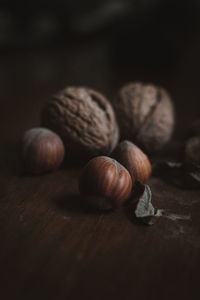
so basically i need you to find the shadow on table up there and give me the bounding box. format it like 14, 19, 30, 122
0, 141, 23, 176
55, 194, 113, 216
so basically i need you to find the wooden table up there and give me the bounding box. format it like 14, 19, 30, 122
1, 34, 200, 300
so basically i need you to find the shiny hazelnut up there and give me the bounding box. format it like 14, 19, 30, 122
21, 128, 65, 174
112, 140, 151, 183
79, 156, 132, 210
113, 82, 175, 153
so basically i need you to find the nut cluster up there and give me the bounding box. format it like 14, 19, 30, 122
79, 143, 152, 210
20, 82, 175, 210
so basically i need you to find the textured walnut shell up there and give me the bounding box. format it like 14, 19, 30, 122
41, 87, 119, 162
113, 82, 175, 153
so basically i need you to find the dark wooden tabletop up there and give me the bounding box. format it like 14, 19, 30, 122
1, 32, 200, 300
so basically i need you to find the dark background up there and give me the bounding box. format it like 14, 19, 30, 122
1, 1, 200, 299
1, 0, 200, 138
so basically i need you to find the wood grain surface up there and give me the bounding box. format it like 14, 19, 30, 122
1, 34, 200, 300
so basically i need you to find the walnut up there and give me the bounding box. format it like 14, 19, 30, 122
41, 86, 119, 162
113, 82, 175, 153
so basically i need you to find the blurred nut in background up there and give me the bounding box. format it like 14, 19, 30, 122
112, 140, 151, 183
41, 86, 119, 163
21, 128, 65, 174
113, 82, 175, 153
79, 156, 132, 210
184, 136, 200, 169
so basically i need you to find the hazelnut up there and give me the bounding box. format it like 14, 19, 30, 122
113, 82, 175, 153
21, 128, 65, 174
184, 136, 200, 169
112, 140, 151, 183
41, 86, 119, 163
79, 156, 132, 210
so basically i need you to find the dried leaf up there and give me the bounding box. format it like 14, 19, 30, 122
131, 182, 156, 225
189, 172, 200, 182
183, 169, 200, 189
153, 161, 200, 189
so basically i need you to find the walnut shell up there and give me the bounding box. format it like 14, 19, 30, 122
113, 82, 175, 153
41, 86, 119, 162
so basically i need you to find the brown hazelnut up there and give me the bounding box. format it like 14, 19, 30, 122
112, 140, 151, 183
21, 128, 65, 174
41, 86, 119, 163
184, 136, 200, 168
113, 82, 175, 153
79, 156, 132, 210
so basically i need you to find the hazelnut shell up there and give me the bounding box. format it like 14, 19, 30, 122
79, 156, 132, 210
21, 128, 65, 174
112, 140, 151, 183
